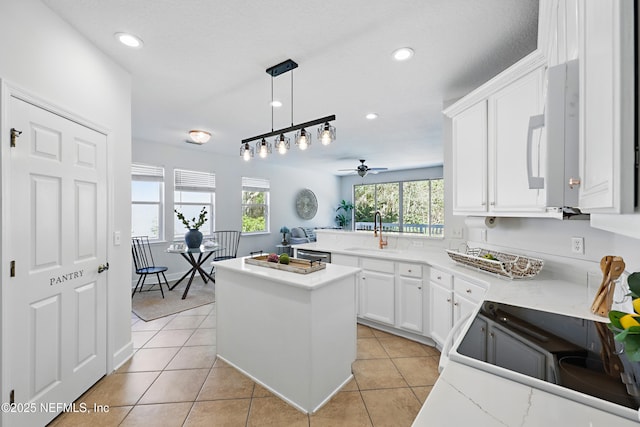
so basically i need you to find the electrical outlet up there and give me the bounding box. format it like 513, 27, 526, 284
451, 227, 463, 239
571, 237, 584, 254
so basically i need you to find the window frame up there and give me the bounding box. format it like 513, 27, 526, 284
131, 163, 165, 241
353, 178, 444, 237
241, 177, 270, 235
173, 168, 216, 239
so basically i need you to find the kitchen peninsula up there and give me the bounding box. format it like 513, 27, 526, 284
213, 257, 360, 414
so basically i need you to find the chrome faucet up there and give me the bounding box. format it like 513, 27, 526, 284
373, 211, 388, 249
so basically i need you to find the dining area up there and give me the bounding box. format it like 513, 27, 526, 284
130, 230, 241, 321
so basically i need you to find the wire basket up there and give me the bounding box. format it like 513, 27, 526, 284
446, 246, 544, 279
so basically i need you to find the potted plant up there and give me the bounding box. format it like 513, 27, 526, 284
335, 200, 354, 230
175, 206, 208, 249
280, 226, 290, 245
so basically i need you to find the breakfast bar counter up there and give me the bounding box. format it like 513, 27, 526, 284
213, 257, 360, 414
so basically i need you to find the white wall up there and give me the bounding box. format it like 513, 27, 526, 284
133, 138, 340, 279
0, 0, 133, 385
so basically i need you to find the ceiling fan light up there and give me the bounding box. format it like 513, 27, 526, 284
295, 128, 311, 150
358, 169, 368, 178
240, 142, 254, 161
274, 134, 290, 154
317, 122, 336, 146
188, 129, 211, 144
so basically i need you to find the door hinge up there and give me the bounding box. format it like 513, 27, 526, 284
9, 389, 14, 404
10, 260, 15, 277
10, 128, 22, 148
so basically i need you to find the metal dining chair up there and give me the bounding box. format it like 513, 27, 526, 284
209, 230, 241, 280
131, 236, 169, 298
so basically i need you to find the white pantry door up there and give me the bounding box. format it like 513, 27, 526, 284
5, 96, 108, 426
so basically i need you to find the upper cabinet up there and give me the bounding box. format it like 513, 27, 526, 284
577, 0, 635, 214
451, 101, 487, 213
445, 54, 556, 218
445, 0, 639, 233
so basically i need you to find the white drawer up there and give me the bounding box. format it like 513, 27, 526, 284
430, 268, 452, 289
454, 277, 486, 303
360, 257, 394, 274
399, 263, 422, 278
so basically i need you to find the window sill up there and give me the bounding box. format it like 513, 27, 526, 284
241, 231, 270, 236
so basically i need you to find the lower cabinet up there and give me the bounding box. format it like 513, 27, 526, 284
360, 268, 395, 325
397, 263, 424, 333
429, 268, 487, 349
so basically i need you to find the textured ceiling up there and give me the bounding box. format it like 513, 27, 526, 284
43, 0, 539, 175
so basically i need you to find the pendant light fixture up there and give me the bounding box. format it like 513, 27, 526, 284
240, 142, 254, 161
240, 59, 336, 161
275, 133, 290, 154
317, 122, 336, 145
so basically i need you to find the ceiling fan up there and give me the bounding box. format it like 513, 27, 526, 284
339, 159, 388, 177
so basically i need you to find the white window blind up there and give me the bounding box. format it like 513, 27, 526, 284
174, 169, 216, 191
132, 163, 164, 181
242, 177, 270, 191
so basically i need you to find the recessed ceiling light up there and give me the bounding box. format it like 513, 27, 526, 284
366, 113, 379, 120
114, 32, 144, 49
392, 47, 414, 61
270, 100, 283, 108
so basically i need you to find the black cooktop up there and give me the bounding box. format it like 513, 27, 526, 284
454, 301, 640, 415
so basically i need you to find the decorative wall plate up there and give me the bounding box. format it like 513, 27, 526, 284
295, 189, 318, 220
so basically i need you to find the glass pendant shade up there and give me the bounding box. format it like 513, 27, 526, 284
317, 122, 336, 146
275, 134, 290, 154
257, 138, 272, 158
295, 128, 311, 150
240, 142, 254, 161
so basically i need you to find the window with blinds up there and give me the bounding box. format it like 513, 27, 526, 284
174, 169, 215, 238
242, 177, 270, 234
131, 163, 165, 240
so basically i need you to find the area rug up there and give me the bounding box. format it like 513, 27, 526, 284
132, 277, 215, 321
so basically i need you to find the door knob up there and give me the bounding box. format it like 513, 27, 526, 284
98, 263, 109, 273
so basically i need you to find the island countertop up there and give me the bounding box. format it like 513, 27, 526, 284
213, 256, 361, 290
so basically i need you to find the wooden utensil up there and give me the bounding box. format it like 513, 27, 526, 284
592, 256, 626, 316
591, 256, 613, 314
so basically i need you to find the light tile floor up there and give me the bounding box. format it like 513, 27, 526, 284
49, 304, 440, 426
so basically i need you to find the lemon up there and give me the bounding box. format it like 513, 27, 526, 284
633, 298, 640, 315
620, 313, 640, 329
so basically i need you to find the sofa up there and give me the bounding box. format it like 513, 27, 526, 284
288, 227, 317, 244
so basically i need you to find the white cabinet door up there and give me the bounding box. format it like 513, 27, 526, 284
332, 253, 361, 315
488, 67, 547, 213
429, 281, 453, 347
360, 270, 395, 325
452, 101, 488, 214
578, 0, 635, 213
397, 276, 423, 333
454, 293, 478, 326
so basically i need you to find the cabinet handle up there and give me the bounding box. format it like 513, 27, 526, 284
481, 327, 486, 333
490, 332, 495, 338
408, 269, 412, 273
466, 289, 472, 294
446, 298, 451, 303
418, 286, 422, 290
490, 201, 495, 206
454, 302, 459, 306
437, 276, 442, 280
568, 178, 581, 189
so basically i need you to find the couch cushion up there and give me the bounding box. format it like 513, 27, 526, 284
291, 227, 306, 238
302, 227, 316, 242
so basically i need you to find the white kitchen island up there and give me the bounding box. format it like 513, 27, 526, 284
214, 257, 360, 414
